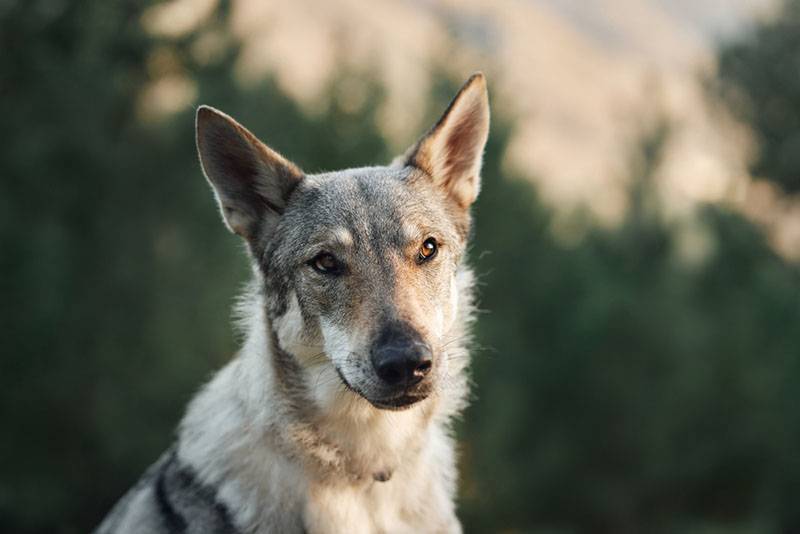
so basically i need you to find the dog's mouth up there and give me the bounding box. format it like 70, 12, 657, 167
334, 367, 430, 411
368, 393, 428, 411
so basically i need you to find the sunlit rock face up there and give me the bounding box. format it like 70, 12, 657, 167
142, 0, 800, 258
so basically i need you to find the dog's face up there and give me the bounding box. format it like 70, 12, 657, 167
265, 166, 470, 409
196, 74, 489, 410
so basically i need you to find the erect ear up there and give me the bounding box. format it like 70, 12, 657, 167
403, 73, 489, 208
196, 105, 304, 242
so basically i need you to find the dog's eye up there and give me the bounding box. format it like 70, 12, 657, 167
310, 253, 342, 275
418, 238, 438, 263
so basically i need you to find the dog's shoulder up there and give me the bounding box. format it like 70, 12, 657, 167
94, 448, 242, 534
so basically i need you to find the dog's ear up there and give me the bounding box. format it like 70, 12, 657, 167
196, 106, 304, 242
402, 73, 489, 208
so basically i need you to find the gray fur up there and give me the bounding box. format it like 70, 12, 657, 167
95, 73, 489, 534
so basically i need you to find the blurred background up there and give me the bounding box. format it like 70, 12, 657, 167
2, 0, 800, 532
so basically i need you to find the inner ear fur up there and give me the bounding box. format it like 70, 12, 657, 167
404, 73, 490, 209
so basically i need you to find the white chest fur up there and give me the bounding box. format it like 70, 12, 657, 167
178, 344, 461, 534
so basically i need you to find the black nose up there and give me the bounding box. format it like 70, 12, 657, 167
371, 323, 432, 388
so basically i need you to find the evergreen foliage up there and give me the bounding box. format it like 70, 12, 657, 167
1, 2, 799, 533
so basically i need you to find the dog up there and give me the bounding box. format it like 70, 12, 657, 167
95, 72, 489, 534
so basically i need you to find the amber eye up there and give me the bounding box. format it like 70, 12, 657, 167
310, 253, 342, 275
418, 238, 438, 263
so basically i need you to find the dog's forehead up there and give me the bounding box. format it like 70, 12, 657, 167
282, 166, 441, 243
303, 166, 415, 210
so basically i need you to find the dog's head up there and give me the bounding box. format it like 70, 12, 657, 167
196, 74, 489, 410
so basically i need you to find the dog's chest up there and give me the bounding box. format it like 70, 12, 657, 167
296, 412, 458, 533
303, 476, 427, 534
235, 434, 453, 534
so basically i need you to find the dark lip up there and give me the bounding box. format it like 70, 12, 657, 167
334, 367, 429, 411
369, 394, 428, 411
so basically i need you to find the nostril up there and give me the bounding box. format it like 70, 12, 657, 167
374, 353, 432, 387
414, 359, 432, 377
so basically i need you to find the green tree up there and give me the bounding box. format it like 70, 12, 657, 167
3, 2, 800, 533
716, 0, 800, 193
461, 117, 800, 533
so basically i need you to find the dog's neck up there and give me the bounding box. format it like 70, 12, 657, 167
179, 267, 473, 496
181, 284, 434, 483
264, 294, 438, 484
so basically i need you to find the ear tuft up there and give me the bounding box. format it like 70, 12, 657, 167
196, 106, 304, 241
405, 73, 490, 208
